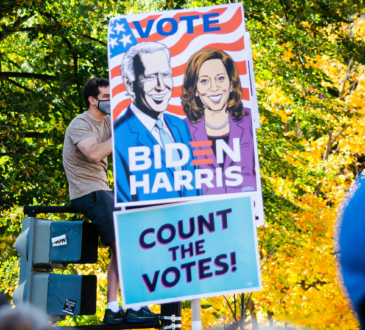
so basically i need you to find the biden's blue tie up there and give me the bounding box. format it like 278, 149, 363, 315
155, 119, 182, 172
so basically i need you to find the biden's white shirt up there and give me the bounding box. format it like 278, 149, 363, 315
130, 103, 175, 149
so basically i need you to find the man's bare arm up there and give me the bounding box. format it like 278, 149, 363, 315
77, 136, 112, 163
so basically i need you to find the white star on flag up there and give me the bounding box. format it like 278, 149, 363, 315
109, 25, 115, 35
119, 34, 132, 47
109, 37, 118, 49
114, 23, 126, 35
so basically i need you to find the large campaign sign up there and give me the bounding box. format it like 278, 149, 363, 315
114, 196, 261, 307
107, 3, 264, 225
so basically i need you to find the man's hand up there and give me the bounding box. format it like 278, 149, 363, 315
77, 137, 112, 163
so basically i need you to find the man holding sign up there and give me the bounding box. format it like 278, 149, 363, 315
63, 78, 159, 324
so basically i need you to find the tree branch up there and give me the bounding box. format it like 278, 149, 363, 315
61, 78, 78, 85
241, 293, 245, 329
6, 59, 22, 70
327, 87, 340, 98
240, 249, 275, 327
332, 125, 349, 146
295, 122, 300, 137
0, 12, 35, 42
41, 12, 72, 50
0, 131, 62, 139
299, 279, 327, 291
286, 0, 302, 23
6, 78, 36, 94
279, 0, 290, 24
339, 58, 354, 99
0, 72, 57, 81
82, 34, 106, 46
223, 295, 240, 326
74, 56, 78, 80
342, 68, 364, 95
267, 311, 274, 327
5, 27, 35, 34
248, 299, 259, 330
323, 131, 333, 161
7, 27, 106, 48
323, 125, 348, 162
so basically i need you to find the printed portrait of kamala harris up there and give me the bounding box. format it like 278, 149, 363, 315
181, 48, 257, 196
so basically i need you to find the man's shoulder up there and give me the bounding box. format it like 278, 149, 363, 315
67, 112, 90, 129
73, 111, 89, 121
104, 114, 111, 126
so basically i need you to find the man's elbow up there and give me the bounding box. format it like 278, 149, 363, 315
90, 155, 102, 163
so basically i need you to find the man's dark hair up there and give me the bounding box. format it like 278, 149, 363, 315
82, 78, 109, 108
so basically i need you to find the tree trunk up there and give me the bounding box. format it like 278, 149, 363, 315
267, 311, 274, 327
248, 299, 259, 330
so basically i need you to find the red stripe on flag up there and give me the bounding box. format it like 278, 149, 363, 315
111, 65, 121, 79
175, 7, 226, 19
235, 60, 247, 76
112, 84, 126, 97
172, 63, 186, 77
242, 88, 250, 101
167, 104, 185, 116
202, 37, 244, 52
169, 7, 242, 57
136, 7, 228, 43
113, 99, 131, 122
172, 86, 182, 98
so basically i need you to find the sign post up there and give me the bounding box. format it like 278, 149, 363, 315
191, 299, 202, 330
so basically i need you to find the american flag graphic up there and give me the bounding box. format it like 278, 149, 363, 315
107, 3, 256, 123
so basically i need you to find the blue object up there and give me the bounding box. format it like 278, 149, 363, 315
339, 177, 365, 326
114, 196, 261, 308
155, 119, 182, 172
109, 18, 138, 58
133, 20, 154, 39
113, 107, 200, 203
47, 274, 82, 315
156, 18, 178, 36
179, 16, 200, 34
202, 13, 221, 33
49, 221, 83, 262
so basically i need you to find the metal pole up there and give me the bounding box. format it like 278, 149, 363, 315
191, 299, 202, 330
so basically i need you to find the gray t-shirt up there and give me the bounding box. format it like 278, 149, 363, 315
63, 111, 112, 200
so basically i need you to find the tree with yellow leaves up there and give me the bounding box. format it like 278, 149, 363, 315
1, 0, 365, 329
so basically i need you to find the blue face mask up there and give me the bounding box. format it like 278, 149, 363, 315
97, 99, 110, 115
